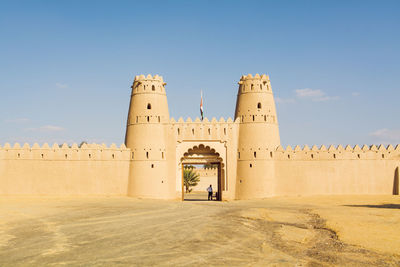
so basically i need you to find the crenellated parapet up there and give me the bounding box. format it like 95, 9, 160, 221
238, 73, 272, 93
131, 74, 166, 94
0, 143, 131, 161
169, 117, 239, 142
272, 144, 400, 160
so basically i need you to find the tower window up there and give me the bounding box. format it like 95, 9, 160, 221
238, 152, 240, 159
224, 128, 226, 135
264, 115, 266, 121
151, 164, 154, 168
242, 115, 244, 122
251, 84, 254, 90
17, 153, 20, 158
257, 103, 262, 109
208, 128, 211, 135
112, 154, 115, 159
250, 163, 252, 168
146, 152, 149, 159
288, 154, 290, 159
260, 84, 262, 90
41, 154, 44, 159
311, 154, 314, 159
333, 154, 336, 159
254, 152, 256, 158
136, 116, 138, 123
147, 116, 150, 122
147, 103, 151, 109
357, 154, 360, 159
192, 129, 194, 135
382, 154, 385, 159
270, 152, 273, 158
177, 128, 180, 135
65, 154, 68, 159
89, 154, 91, 159
158, 116, 160, 123
152, 85, 155, 91
252, 115, 255, 121
132, 152, 134, 159
162, 152, 164, 159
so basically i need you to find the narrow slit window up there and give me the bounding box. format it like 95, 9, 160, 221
357, 154, 360, 159
177, 128, 180, 135
208, 128, 211, 135
17, 153, 20, 158
224, 128, 226, 135
311, 154, 314, 159
151, 164, 154, 168
192, 129, 194, 135
162, 152, 164, 159
333, 154, 336, 159
112, 154, 115, 159
251, 84, 254, 90
288, 154, 290, 159
152, 85, 155, 91
89, 154, 91, 159
65, 154, 68, 159
270, 152, 273, 158
382, 154, 385, 158
238, 152, 240, 159
136, 116, 138, 123
158, 116, 160, 123
41, 154, 44, 159
257, 103, 262, 109
252, 115, 255, 121
132, 152, 134, 159
146, 152, 149, 159
264, 115, 266, 121
147, 116, 150, 122
250, 163, 252, 168
147, 103, 151, 109
254, 151, 256, 158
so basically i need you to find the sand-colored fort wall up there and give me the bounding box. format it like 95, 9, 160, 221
273, 144, 400, 196
0, 143, 131, 195
190, 167, 218, 192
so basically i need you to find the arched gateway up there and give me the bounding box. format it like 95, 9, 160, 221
180, 144, 225, 201
125, 73, 280, 200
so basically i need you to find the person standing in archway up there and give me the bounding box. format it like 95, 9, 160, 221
207, 184, 213, 201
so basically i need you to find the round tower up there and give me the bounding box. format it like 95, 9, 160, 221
125, 74, 172, 199
234, 73, 280, 199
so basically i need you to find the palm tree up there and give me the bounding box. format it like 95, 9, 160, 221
183, 169, 200, 193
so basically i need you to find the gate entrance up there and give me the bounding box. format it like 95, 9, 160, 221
180, 144, 223, 201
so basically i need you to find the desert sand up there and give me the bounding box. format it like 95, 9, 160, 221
0, 194, 399, 266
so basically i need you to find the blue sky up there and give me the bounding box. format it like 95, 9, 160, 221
0, 0, 399, 147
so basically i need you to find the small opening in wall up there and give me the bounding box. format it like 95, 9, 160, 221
242, 115, 244, 122
238, 152, 240, 159
17, 153, 20, 158
224, 128, 226, 135
136, 116, 138, 123
132, 152, 134, 159
357, 154, 360, 159
382, 154, 385, 159
264, 115, 266, 121
65, 154, 68, 159
177, 128, 180, 135
152, 85, 155, 91
162, 152, 164, 159
192, 129, 194, 135
260, 84, 262, 90
311, 154, 314, 159
143, 85, 146, 91
41, 154, 44, 159
249, 163, 252, 168
288, 154, 290, 159
208, 128, 211, 135
147, 116, 150, 122
252, 115, 255, 121
333, 154, 336, 159
147, 103, 151, 109
270, 152, 273, 158
158, 116, 160, 123
146, 152, 149, 159
254, 151, 257, 158
151, 164, 154, 168
251, 84, 254, 90
240, 180, 242, 183
257, 102, 262, 109
89, 154, 91, 159
161, 180, 164, 183
112, 154, 115, 159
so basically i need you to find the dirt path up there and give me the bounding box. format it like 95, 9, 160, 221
0, 196, 399, 266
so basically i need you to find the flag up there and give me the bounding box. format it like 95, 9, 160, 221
200, 90, 204, 121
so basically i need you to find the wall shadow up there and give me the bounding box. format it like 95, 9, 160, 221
344, 204, 400, 209
394, 167, 399, 195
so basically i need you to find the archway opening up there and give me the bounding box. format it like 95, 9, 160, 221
181, 144, 223, 201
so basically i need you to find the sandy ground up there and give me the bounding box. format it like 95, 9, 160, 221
0, 195, 399, 266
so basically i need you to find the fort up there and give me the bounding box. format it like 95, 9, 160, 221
1, 74, 399, 200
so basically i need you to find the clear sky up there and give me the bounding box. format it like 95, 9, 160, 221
0, 0, 399, 147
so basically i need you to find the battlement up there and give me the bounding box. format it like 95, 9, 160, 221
170, 117, 238, 124
134, 74, 164, 83
0, 142, 131, 161
272, 144, 400, 160
239, 73, 269, 82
